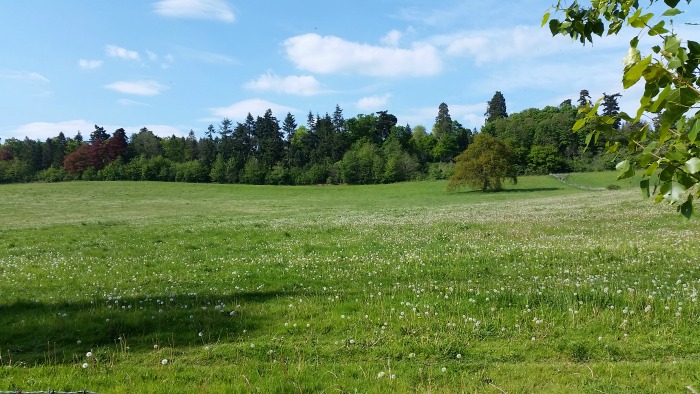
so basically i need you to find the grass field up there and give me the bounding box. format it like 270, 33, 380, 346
0, 173, 698, 393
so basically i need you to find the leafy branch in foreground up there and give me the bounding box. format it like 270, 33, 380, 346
544, 0, 699, 218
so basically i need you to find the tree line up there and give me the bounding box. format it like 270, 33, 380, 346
0, 92, 631, 186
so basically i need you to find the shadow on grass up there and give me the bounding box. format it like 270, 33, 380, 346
0, 290, 300, 364
453, 187, 563, 194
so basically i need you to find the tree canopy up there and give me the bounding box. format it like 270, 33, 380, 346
545, 0, 699, 217
447, 133, 518, 192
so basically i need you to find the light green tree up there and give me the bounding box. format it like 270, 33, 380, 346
545, 0, 699, 217
447, 134, 518, 192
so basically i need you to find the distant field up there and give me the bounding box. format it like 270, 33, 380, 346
0, 177, 698, 393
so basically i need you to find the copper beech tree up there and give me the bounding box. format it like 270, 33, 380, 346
545, 0, 699, 217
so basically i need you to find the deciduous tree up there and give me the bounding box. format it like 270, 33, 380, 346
546, 0, 699, 217
447, 134, 518, 192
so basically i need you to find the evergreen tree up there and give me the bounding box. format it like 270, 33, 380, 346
90, 125, 110, 143
432, 102, 453, 139
577, 90, 591, 107
375, 111, 397, 143
332, 104, 345, 133
256, 109, 284, 168
282, 112, 297, 142
602, 92, 622, 129
485, 91, 508, 123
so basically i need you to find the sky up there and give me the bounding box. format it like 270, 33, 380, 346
1, 0, 698, 142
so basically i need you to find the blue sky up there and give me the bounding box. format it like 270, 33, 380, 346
1, 0, 698, 141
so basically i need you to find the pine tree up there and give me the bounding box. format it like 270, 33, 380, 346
332, 104, 345, 133
602, 92, 622, 129
578, 90, 591, 107
282, 112, 297, 142
433, 102, 453, 139
485, 91, 508, 123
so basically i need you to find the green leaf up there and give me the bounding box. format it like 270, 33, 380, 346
664, 35, 682, 55
661, 181, 685, 203
648, 21, 669, 36
630, 37, 639, 48
649, 84, 671, 113
549, 19, 561, 35
684, 157, 700, 174
644, 161, 659, 177
640, 179, 650, 199
573, 118, 587, 131
616, 159, 629, 172
630, 12, 653, 28
623, 55, 651, 88
662, 8, 683, 16
664, 0, 680, 7
659, 165, 675, 182
542, 12, 551, 27
688, 118, 700, 143
679, 195, 694, 219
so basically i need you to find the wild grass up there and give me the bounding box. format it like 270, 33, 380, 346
0, 177, 698, 393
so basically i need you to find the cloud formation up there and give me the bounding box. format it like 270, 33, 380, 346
1, 70, 49, 83
3, 120, 93, 141
209, 99, 299, 120
153, 0, 235, 22
104, 80, 167, 95
284, 34, 442, 77
356, 94, 391, 111
79, 59, 103, 70
106, 45, 140, 61
3, 120, 187, 141
244, 72, 324, 96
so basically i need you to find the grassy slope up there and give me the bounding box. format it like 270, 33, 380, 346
0, 178, 698, 393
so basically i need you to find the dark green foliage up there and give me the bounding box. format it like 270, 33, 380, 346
602, 93, 622, 129
485, 91, 508, 123
0, 98, 620, 186
527, 145, 569, 174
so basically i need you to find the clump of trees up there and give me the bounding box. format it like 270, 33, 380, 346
1, 91, 636, 188
0, 105, 461, 185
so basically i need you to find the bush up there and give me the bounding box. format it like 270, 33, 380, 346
428, 162, 455, 180
176, 160, 209, 183
35, 167, 67, 182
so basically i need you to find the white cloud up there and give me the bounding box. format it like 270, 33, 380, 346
244, 72, 325, 96
435, 25, 630, 66
381, 30, 402, 47
437, 26, 565, 65
208, 99, 299, 121
117, 98, 150, 106
78, 59, 103, 70
1, 70, 49, 83
3, 120, 94, 141
153, 0, 235, 22
146, 50, 158, 62
106, 45, 140, 61
2, 120, 187, 142
284, 33, 442, 77
104, 80, 168, 95
396, 103, 485, 130
175, 45, 236, 65
356, 94, 391, 111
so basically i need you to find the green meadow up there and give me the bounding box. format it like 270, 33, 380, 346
0, 174, 698, 393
